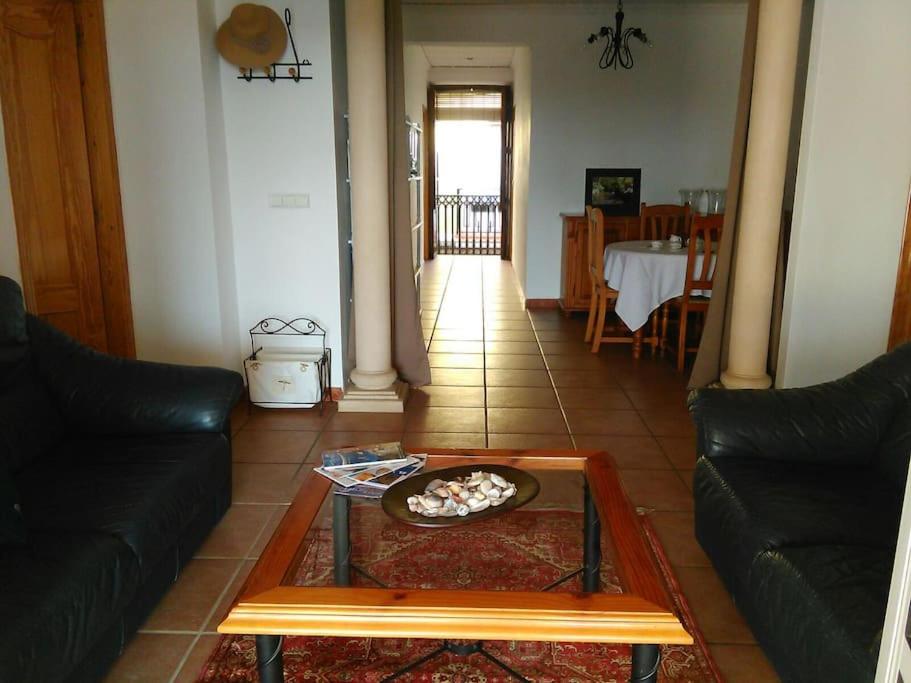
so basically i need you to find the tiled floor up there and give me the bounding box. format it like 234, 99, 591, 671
104, 256, 779, 682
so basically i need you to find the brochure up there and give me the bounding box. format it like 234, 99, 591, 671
321, 442, 409, 470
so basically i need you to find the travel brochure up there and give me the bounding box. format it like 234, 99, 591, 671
317, 442, 427, 498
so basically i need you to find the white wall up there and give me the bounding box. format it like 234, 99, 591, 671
0, 109, 19, 283
404, 44, 430, 125
777, 0, 911, 388
215, 0, 345, 386
404, 3, 747, 299
511, 46, 532, 296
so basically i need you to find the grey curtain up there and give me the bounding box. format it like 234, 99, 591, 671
687, 0, 759, 389
386, 0, 431, 386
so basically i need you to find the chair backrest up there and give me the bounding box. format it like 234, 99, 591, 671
682, 213, 724, 299
586, 206, 606, 285
639, 203, 690, 241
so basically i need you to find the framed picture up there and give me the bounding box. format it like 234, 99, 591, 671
584, 168, 641, 216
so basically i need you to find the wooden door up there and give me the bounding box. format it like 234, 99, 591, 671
0, 0, 129, 353
889, 191, 911, 350
500, 88, 514, 261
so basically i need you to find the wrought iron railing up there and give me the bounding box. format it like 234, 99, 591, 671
433, 193, 503, 255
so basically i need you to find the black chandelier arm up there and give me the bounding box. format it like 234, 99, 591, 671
597, 27, 617, 69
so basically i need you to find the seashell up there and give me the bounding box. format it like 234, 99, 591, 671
490, 473, 508, 488
467, 497, 490, 512
456, 503, 470, 516
489, 497, 506, 506
444, 497, 457, 509
472, 491, 486, 501
501, 487, 516, 499
438, 507, 458, 516
433, 487, 450, 498
479, 480, 494, 494
422, 494, 443, 509
487, 487, 502, 499
407, 496, 418, 506
447, 483, 463, 495
425, 479, 446, 492
421, 507, 439, 517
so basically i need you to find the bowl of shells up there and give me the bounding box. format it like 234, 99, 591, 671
381, 464, 539, 527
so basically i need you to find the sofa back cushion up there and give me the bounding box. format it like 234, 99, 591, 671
0, 465, 26, 545
873, 399, 911, 488
0, 276, 28, 370
0, 360, 65, 473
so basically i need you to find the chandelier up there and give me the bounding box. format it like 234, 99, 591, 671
587, 0, 651, 70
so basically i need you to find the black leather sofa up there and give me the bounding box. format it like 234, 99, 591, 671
689, 344, 911, 683
0, 277, 244, 682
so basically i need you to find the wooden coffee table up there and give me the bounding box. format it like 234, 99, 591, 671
218, 449, 692, 682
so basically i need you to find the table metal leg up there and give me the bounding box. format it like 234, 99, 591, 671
631, 644, 660, 683
583, 481, 601, 592
333, 493, 351, 586
255, 635, 284, 683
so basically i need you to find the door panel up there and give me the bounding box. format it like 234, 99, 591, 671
0, 0, 108, 351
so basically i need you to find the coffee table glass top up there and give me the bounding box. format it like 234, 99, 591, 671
220, 449, 692, 647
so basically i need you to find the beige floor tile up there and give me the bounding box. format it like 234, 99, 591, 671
249, 505, 289, 557
658, 436, 698, 470
486, 387, 559, 408
142, 559, 241, 631
564, 409, 650, 436
173, 634, 222, 683
196, 504, 276, 558
618, 469, 693, 511
408, 386, 486, 408
485, 318, 533, 330
430, 368, 485, 386
624, 389, 690, 411
103, 633, 194, 683
431, 329, 485, 341
485, 369, 552, 387
485, 354, 546, 370
205, 561, 255, 632
487, 433, 574, 449
640, 409, 697, 437
428, 340, 484, 354
232, 430, 318, 464
325, 411, 408, 432
484, 329, 538, 341
676, 566, 757, 644
232, 464, 302, 504
550, 369, 618, 387
428, 352, 485, 369
534, 329, 583, 342
306, 431, 403, 462
406, 406, 486, 433
539, 341, 590, 355
484, 310, 530, 319
403, 432, 487, 449
573, 435, 671, 469
647, 511, 710, 568
484, 340, 542, 355
544, 354, 610, 370
243, 406, 333, 431
556, 386, 633, 410
710, 644, 781, 682
487, 408, 568, 434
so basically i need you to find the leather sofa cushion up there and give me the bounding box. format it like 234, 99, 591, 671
694, 456, 902, 583
873, 399, 911, 484
0, 531, 140, 683
0, 464, 26, 545
747, 545, 891, 683
16, 433, 230, 579
0, 359, 66, 473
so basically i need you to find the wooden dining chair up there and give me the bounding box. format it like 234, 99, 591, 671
639, 203, 691, 241
661, 213, 723, 371
584, 207, 633, 353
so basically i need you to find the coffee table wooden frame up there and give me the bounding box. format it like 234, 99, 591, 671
219, 449, 692, 681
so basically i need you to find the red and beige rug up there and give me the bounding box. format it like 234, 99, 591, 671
197, 508, 722, 682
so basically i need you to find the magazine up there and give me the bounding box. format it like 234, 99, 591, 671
317, 455, 426, 489
321, 442, 409, 470
333, 484, 385, 500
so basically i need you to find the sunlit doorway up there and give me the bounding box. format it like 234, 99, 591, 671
427, 86, 514, 258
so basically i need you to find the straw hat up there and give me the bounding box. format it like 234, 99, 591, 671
216, 4, 287, 69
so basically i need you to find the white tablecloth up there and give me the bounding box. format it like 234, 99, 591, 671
603, 240, 715, 332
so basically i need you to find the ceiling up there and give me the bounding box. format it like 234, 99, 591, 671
421, 45, 517, 68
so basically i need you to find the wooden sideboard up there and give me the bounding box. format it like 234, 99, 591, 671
559, 213, 639, 314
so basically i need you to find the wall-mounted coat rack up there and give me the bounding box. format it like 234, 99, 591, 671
237, 9, 313, 83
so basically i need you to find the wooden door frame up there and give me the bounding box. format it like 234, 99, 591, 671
0, 0, 134, 357
424, 84, 512, 260
888, 186, 911, 350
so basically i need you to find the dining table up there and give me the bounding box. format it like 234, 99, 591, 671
603, 240, 716, 354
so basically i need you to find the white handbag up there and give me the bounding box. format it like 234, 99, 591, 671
244, 347, 324, 408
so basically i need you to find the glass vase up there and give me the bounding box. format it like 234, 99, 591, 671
706, 189, 726, 215
679, 189, 704, 215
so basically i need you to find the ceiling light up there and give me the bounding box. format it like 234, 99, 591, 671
587, 0, 652, 71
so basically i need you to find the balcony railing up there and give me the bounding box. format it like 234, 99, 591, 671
433, 193, 503, 256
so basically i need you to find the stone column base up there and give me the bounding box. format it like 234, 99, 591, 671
720, 369, 773, 390
336, 380, 409, 413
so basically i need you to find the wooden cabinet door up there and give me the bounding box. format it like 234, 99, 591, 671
0, 0, 107, 350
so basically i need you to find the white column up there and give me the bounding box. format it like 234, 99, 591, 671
721, 0, 803, 390
337, 0, 407, 412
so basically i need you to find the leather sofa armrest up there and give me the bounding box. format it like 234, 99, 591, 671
687, 366, 903, 465
26, 316, 244, 435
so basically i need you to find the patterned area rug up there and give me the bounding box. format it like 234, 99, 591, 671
197, 508, 721, 682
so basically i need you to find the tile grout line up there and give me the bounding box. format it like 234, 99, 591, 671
480, 260, 490, 447
527, 312, 577, 449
